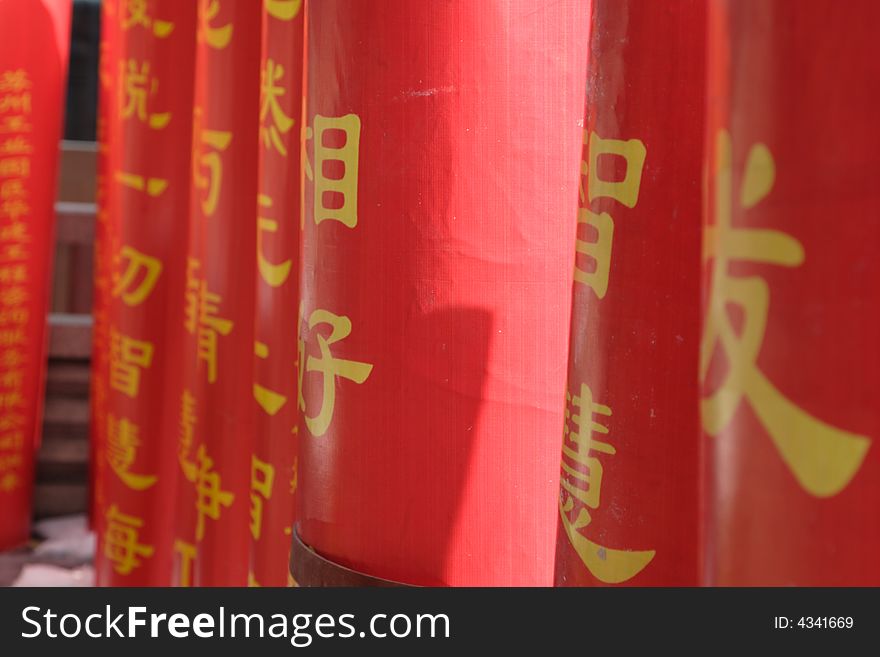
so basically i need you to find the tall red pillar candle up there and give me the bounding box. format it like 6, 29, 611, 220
555, 0, 706, 587
703, 0, 880, 586
296, 0, 588, 586
0, 0, 71, 550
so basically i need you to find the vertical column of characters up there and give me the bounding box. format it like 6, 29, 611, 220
172, 0, 207, 585
0, 27, 39, 551
0, 0, 71, 550
249, 0, 304, 587
177, 0, 261, 586
95, 0, 196, 586
703, 0, 880, 585
554, 0, 705, 586
295, 0, 373, 584
296, 0, 587, 586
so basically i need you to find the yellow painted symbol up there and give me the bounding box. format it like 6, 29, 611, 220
256, 194, 292, 287
305, 114, 362, 228
198, 0, 233, 50
559, 384, 655, 583
266, 0, 303, 20
254, 340, 287, 415
701, 131, 870, 497
260, 60, 295, 157
112, 245, 162, 306
193, 109, 232, 218
574, 131, 646, 298
298, 306, 373, 437
107, 414, 157, 491
104, 505, 154, 576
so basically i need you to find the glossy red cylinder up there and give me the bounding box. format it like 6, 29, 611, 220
250, 0, 304, 587
297, 0, 588, 586
173, 0, 261, 587
703, 0, 880, 585
0, 0, 71, 551
555, 0, 705, 586
93, 0, 196, 586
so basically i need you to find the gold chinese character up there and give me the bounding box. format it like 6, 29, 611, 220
702, 130, 870, 497
0, 452, 23, 470
193, 444, 234, 541
113, 245, 162, 306
0, 472, 20, 492
574, 131, 646, 298
0, 264, 27, 285
0, 430, 24, 451
575, 208, 614, 297
115, 170, 168, 197
178, 389, 198, 481
250, 455, 274, 541
0, 370, 24, 390
298, 306, 373, 437
193, 109, 231, 217
257, 194, 292, 287
0, 306, 28, 325
0, 350, 25, 369
0, 116, 30, 134
0, 244, 28, 263
0, 157, 29, 177
0, 286, 27, 306
0, 328, 26, 347
173, 539, 197, 587
260, 59, 295, 156
122, 0, 174, 37
120, 59, 171, 130
305, 114, 361, 228
0, 178, 25, 199
109, 328, 154, 398
104, 504, 155, 576
107, 414, 157, 491
0, 137, 31, 156
0, 92, 30, 114
0, 414, 25, 433
185, 259, 233, 383
266, 0, 302, 20
0, 70, 31, 93
0, 198, 29, 221
584, 132, 647, 208
254, 341, 287, 415
559, 383, 655, 583
197, 0, 233, 50
0, 221, 28, 242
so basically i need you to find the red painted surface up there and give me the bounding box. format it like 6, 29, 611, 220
174, 0, 261, 587
250, 0, 304, 587
0, 0, 71, 551
555, 0, 705, 586
703, 0, 880, 586
93, 0, 196, 586
298, 0, 589, 586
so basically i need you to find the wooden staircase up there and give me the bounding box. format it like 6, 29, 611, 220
35, 140, 96, 520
